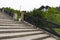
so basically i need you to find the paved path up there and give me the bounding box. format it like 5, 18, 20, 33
0, 12, 58, 40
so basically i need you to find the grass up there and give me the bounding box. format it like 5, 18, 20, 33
53, 28, 60, 35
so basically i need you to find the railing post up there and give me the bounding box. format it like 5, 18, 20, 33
13, 13, 18, 21
21, 11, 26, 22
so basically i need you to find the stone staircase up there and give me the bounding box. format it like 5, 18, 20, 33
0, 12, 58, 40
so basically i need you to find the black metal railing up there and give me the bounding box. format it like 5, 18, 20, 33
24, 14, 60, 37
4, 9, 13, 17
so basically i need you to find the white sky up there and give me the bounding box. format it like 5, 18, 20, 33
0, 0, 60, 11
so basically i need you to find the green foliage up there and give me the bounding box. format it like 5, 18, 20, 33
27, 7, 60, 34
28, 9, 44, 19
53, 28, 60, 34
28, 7, 60, 24
4, 7, 15, 12
44, 7, 60, 24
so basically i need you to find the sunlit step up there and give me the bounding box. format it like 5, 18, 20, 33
0, 29, 39, 32
0, 24, 21, 26
0, 31, 44, 37
0, 20, 18, 23
2, 34, 49, 40
0, 19, 13, 22
0, 24, 34, 28
0, 27, 36, 28
43, 37, 57, 40
0, 19, 13, 21
0, 30, 41, 33
0, 21, 19, 24
0, 25, 34, 29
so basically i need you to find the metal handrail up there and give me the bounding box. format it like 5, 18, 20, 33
4, 9, 13, 17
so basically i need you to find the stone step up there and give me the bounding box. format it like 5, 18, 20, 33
0, 21, 20, 24
32, 36, 51, 40
0, 19, 17, 22
0, 16, 12, 19
0, 21, 22, 25
0, 30, 42, 33
0, 23, 21, 26
0, 20, 14, 22
0, 25, 35, 29
0, 22, 33, 27
0, 28, 35, 29
1, 34, 49, 40
43, 37, 57, 40
0, 17, 12, 20
0, 21, 19, 23
0, 29, 39, 32
32, 35, 57, 40
0, 24, 35, 29
0, 22, 28, 26
0, 13, 12, 20
0, 19, 13, 21
0, 19, 19, 23
0, 31, 44, 37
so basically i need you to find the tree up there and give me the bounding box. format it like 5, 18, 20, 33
39, 5, 45, 10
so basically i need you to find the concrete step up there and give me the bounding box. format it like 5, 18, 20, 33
0, 25, 35, 29
0, 24, 21, 26
0, 22, 33, 27
32, 35, 57, 40
0, 21, 20, 24
1, 34, 50, 40
32, 36, 51, 40
0, 23, 35, 29
43, 37, 57, 40
0, 13, 12, 20
0, 30, 42, 33
0, 31, 44, 37
0, 29, 40, 32
0, 19, 13, 21
0, 16, 12, 19
0, 28, 35, 29
0, 19, 16, 22
0, 19, 19, 23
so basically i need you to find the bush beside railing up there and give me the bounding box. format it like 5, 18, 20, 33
24, 13, 60, 37
25, 7, 60, 38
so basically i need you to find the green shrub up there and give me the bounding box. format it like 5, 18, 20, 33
27, 7, 60, 34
